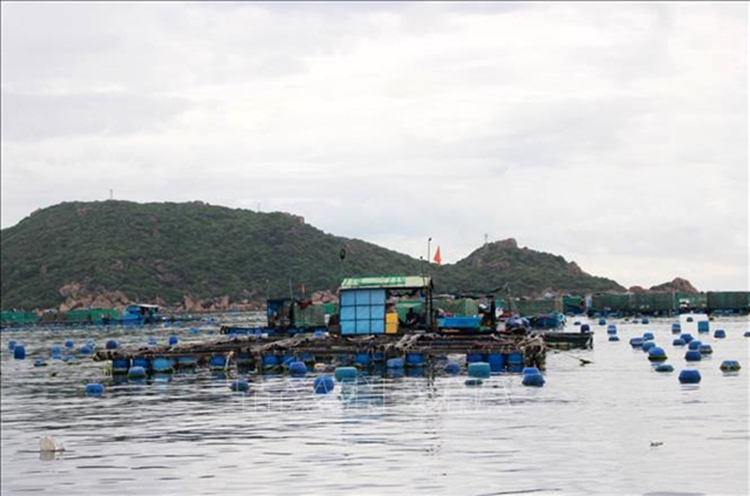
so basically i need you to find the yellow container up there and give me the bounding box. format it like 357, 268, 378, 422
386, 313, 399, 334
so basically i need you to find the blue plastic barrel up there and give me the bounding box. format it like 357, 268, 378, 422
112, 357, 130, 373
679, 333, 694, 344
177, 356, 198, 368
744, 331, 750, 338
630, 337, 644, 348
314, 330, 324, 339
85, 383, 105, 397
686, 316, 694, 322
288, 361, 307, 377
65, 340, 74, 349
643, 332, 654, 341
685, 350, 702, 362
697, 321, 709, 333
655, 364, 674, 372
609, 335, 620, 342
641, 318, 649, 325
386, 358, 404, 369
78, 346, 92, 356
671, 323, 681, 334
466, 352, 484, 364
699, 344, 713, 355
230, 380, 250, 392
354, 353, 371, 367
132, 357, 150, 369
679, 369, 701, 384
372, 352, 385, 362
8, 340, 17, 351
507, 353, 524, 373
334, 366, 357, 382
468, 362, 491, 379
127, 366, 147, 379
714, 329, 726, 339
314, 375, 335, 394
12, 345, 25, 360
282, 356, 296, 367
151, 357, 173, 373
105, 340, 119, 350
598, 318, 606, 325
262, 355, 280, 369
720, 360, 741, 372
406, 353, 425, 367
607, 325, 617, 335
522, 373, 545, 386
444, 362, 461, 375
168, 335, 178, 346
50, 346, 63, 358
210, 355, 227, 370
581, 324, 591, 333
648, 347, 667, 362
688, 340, 703, 351
673, 338, 686, 346
522, 366, 540, 375
487, 353, 505, 372
642, 341, 656, 352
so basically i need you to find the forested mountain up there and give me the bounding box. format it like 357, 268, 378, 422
0, 201, 624, 309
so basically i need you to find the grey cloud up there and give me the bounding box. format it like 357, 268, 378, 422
1, 90, 190, 141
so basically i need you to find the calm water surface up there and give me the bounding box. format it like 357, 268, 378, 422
2, 315, 748, 495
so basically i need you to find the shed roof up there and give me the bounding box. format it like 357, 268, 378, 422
340, 275, 431, 290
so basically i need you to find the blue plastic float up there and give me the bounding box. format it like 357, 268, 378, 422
85, 383, 105, 397
655, 364, 674, 372
720, 360, 741, 372
714, 329, 726, 339
468, 362, 491, 379
522, 373, 545, 387
648, 347, 667, 362
334, 366, 357, 382
685, 350, 702, 362
314, 376, 334, 394
609, 335, 620, 342
678, 369, 701, 384
13, 345, 26, 360
288, 361, 307, 377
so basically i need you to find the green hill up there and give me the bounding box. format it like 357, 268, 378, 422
0, 201, 624, 310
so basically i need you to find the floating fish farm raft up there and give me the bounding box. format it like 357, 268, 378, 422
93, 332, 547, 374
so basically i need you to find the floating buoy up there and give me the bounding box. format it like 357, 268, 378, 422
168, 335, 178, 346
744, 331, 750, 338
697, 321, 709, 334
678, 369, 701, 384
85, 383, 105, 397
573, 321, 581, 326
288, 361, 307, 377
714, 329, 726, 339
580, 324, 591, 333
127, 365, 147, 379
230, 380, 250, 392
641, 318, 649, 325
132, 357, 150, 369
607, 324, 617, 335
50, 346, 62, 358
34, 360, 48, 367
699, 344, 713, 355
648, 347, 667, 362
78, 346, 92, 356
679, 333, 694, 344
65, 340, 74, 349
686, 316, 694, 322
314, 375, 334, 394
8, 340, 17, 351
672, 338, 686, 346
444, 362, 461, 375
643, 332, 654, 341
112, 357, 130, 373
465, 378, 483, 387
468, 362, 491, 379
522, 373, 545, 387
609, 335, 620, 342
598, 318, 606, 325
105, 340, 119, 350
314, 330, 324, 339
386, 358, 404, 369
334, 366, 357, 382
655, 364, 674, 372
685, 350, 702, 362
262, 355, 280, 369
642, 341, 656, 352
720, 360, 741, 372
13, 345, 26, 360
688, 340, 703, 351
671, 323, 681, 334
522, 366, 540, 375
630, 337, 645, 348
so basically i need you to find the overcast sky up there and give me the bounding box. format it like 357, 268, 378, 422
1, 2, 747, 291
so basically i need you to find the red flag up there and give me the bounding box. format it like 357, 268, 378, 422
433, 246, 442, 265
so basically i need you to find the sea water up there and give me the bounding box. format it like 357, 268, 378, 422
1, 315, 748, 494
